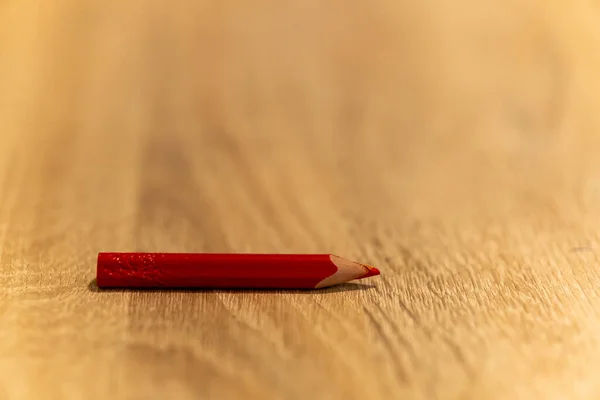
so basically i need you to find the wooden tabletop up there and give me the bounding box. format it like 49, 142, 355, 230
2, 1, 600, 399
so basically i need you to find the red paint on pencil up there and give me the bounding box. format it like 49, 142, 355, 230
96, 253, 380, 289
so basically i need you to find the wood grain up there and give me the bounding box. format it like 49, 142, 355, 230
2, 1, 600, 399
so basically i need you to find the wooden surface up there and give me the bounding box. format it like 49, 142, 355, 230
2, 1, 600, 399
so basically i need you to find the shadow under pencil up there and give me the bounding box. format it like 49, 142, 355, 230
87, 279, 375, 294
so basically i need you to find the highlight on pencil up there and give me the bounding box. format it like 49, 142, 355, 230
96, 253, 380, 289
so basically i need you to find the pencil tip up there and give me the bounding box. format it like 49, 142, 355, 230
360, 266, 380, 279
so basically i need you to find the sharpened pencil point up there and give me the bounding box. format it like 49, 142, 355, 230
360, 266, 380, 279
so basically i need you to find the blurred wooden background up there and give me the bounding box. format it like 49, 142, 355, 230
2, 1, 600, 399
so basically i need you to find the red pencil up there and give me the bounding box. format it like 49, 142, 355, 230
96, 253, 380, 289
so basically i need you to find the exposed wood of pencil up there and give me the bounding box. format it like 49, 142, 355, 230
96, 253, 379, 289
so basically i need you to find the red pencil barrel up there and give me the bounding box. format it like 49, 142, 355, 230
96, 253, 339, 289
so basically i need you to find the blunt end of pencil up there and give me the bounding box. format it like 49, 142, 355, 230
360, 266, 380, 279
